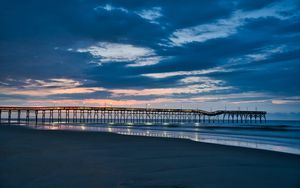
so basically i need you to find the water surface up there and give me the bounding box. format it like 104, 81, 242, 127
9, 120, 299, 155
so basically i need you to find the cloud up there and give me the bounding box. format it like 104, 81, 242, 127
94, 4, 163, 25
231, 99, 269, 104
5, 91, 272, 108
1, 0, 300, 117
110, 84, 232, 97
228, 45, 292, 66
170, 18, 238, 46
0, 76, 232, 98
180, 76, 224, 85
23, 78, 81, 88
0, 79, 105, 97
0, 87, 104, 97
94, 4, 128, 13
142, 67, 235, 79
272, 96, 300, 104
136, 7, 162, 24
12, 97, 203, 108
77, 42, 163, 67
169, 1, 299, 46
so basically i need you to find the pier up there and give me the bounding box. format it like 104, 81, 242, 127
0, 106, 266, 124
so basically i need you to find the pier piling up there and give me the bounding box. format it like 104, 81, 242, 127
0, 106, 267, 125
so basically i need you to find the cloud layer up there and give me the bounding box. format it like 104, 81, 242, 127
0, 0, 300, 119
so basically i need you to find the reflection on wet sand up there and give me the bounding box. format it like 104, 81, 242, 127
20, 123, 300, 155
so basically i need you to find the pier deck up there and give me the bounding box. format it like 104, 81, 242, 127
0, 106, 267, 124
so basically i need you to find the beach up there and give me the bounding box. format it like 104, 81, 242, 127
1, 125, 300, 188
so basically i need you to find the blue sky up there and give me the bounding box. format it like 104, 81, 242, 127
0, 0, 300, 119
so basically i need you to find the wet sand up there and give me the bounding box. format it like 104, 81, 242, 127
1, 125, 300, 188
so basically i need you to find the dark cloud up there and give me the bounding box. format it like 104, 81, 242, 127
236, 0, 277, 10
0, 0, 299, 116
0, 41, 90, 80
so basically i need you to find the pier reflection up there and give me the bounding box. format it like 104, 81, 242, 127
20, 123, 300, 155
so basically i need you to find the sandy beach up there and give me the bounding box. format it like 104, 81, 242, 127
1, 125, 300, 188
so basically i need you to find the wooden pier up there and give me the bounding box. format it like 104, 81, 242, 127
0, 106, 267, 124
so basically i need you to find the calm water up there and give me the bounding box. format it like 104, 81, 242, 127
7, 120, 300, 155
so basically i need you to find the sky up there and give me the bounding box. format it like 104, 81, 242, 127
0, 0, 300, 120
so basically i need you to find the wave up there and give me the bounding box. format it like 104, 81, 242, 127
10, 121, 300, 155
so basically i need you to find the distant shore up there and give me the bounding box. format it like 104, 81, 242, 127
1, 125, 300, 188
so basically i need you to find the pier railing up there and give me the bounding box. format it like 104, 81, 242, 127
0, 106, 267, 124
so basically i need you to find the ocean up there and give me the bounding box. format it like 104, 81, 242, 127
5, 119, 300, 155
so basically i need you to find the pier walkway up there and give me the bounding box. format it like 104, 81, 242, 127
0, 106, 266, 124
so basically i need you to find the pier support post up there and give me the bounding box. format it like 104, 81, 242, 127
50, 110, 54, 122
8, 110, 11, 124
42, 110, 46, 123
74, 110, 77, 122
58, 110, 61, 122
80, 110, 84, 122
35, 110, 38, 124
17, 110, 21, 123
26, 110, 30, 123
94, 110, 98, 122
87, 110, 92, 122
66, 110, 69, 123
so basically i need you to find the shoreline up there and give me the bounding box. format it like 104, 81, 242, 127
1, 125, 300, 187
6, 123, 300, 155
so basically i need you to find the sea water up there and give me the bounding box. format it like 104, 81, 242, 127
9, 120, 300, 155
